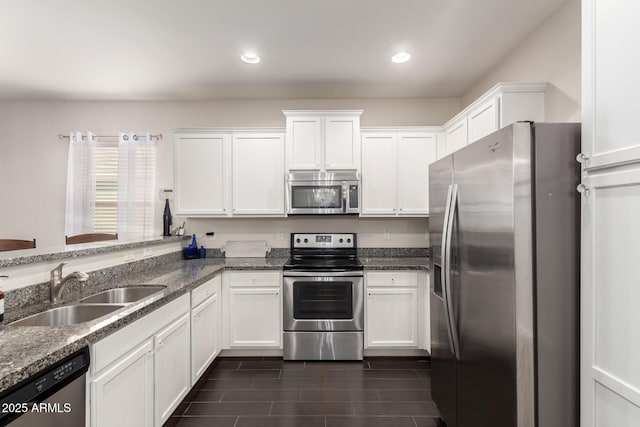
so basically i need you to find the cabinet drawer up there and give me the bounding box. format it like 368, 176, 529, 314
91, 293, 190, 375
192, 275, 220, 308
366, 271, 419, 287
226, 271, 281, 286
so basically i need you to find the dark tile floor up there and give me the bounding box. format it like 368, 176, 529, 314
165, 357, 444, 427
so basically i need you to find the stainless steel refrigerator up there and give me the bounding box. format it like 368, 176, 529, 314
429, 122, 580, 427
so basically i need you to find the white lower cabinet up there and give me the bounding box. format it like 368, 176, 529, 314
191, 277, 221, 384
90, 340, 154, 427
154, 313, 191, 426
89, 293, 191, 427
223, 271, 282, 349
365, 271, 429, 351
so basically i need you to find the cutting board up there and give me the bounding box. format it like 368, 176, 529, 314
221, 240, 271, 258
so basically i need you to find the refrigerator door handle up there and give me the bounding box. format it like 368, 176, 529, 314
441, 184, 456, 356
445, 183, 461, 360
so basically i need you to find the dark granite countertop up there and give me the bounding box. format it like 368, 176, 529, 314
0, 257, 287, 393
0, 236, 188, 269
361, 257, 430, 270
0, 255, 429, 392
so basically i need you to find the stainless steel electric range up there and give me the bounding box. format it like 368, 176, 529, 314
282, 233, 364, 361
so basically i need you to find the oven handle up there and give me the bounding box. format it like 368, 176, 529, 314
283, 271, 364, 278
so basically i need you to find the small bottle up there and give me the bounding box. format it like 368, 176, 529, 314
199, 246, 206, 259
163, 198, 172, 236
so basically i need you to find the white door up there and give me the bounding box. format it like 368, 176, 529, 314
581, 166, 640, 426
467, 96, 499, 144
444, 117, 468, 155
191, 294, 218, 384
397, 132, 438, 216
582, 1, 640, 426
154, 313, 191, 427
90, 340, 154, 427
228, 287, 281, 347
232, 133, 285, 215
286, 117, 322, 170
365, 287, 418, 347
361, 133, 398, 216
174, 133, 230, 215
324, 116, 360, 170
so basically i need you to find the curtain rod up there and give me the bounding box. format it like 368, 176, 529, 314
58, 133, 163, 141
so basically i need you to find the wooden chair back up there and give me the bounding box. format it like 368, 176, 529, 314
65, 233, 118, 245
0, 238, 36, 252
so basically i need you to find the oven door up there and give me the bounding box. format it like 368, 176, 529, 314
287, 182, 346, 214
283, 273, 364, 331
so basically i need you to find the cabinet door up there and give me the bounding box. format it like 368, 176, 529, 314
228, 287, 281, 348
286, 117, 322, 170
232, 133, 285, 215
361, 133, 398, 216
445, 117, 468, 155
191, 294, 218, 384
324, 116, 360, 170
366, 287, 418, 347
581, 166, 640, 426
397, 132, 438, 216
154, 313, 191, 427
467, 96, 499, 144
174, 133, 231, 216
90, 340, 154, 427
582, 0, 640, 169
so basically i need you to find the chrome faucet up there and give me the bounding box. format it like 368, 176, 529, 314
50, 263, 89, 303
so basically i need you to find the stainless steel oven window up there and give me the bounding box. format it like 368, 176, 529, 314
293, 281, 353, 319
291, 186, 342, 209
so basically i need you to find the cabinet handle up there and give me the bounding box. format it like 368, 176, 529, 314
368, 292, 372, 296
158, 340, 164, 346
391, 278, 395, 283
252, 278, 256, 284
275, 292, 279, 296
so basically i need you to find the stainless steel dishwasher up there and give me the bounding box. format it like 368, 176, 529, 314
0, 346, 90, 426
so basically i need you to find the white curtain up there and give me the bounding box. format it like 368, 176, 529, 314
65, 131, 96, 237
117, 132, 155, 240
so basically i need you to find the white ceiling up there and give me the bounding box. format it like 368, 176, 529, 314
0, 0, 568, 100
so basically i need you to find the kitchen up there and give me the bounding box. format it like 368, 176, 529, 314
0, 0, 636, 426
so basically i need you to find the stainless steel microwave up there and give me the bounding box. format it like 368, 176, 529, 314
287, 171, 359, 215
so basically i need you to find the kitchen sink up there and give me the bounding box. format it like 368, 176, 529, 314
79, 286, 166, 304
10, 304, 126, 327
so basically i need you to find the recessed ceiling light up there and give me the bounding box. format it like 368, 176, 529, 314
392, 52, 411, 64
241, 52, 260, 64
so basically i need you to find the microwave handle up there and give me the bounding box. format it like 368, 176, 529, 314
343, 183, 348, 213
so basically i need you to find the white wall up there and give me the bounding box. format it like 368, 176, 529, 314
461, 0, 580, 122
0, 98, 458, 249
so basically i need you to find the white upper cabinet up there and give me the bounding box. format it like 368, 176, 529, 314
467, 96, 499, 143
440, 82, 547, 158
232, 132, 286, 216
361, 128, 439, 217
582, 0, 640, 170
361, 132, 397, 216
397, 132, 438, 215
444, 116, 468, 156
284, 110, 362, 171
173, 129, 285, 217
174, 132, 231, 216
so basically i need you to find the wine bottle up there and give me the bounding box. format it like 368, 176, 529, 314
163, 198, 172, 236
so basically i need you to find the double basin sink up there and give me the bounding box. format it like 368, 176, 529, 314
10, 286, 167, 327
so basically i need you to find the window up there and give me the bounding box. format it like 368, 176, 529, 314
65, 132, 156, 241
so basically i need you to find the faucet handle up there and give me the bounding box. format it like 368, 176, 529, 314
51, 262, 66, 277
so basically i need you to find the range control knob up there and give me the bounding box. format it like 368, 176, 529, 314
339, 238, 344, 243
304, 238, 308, 243
347, 238, 351, 243
296, 238, 301, 243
